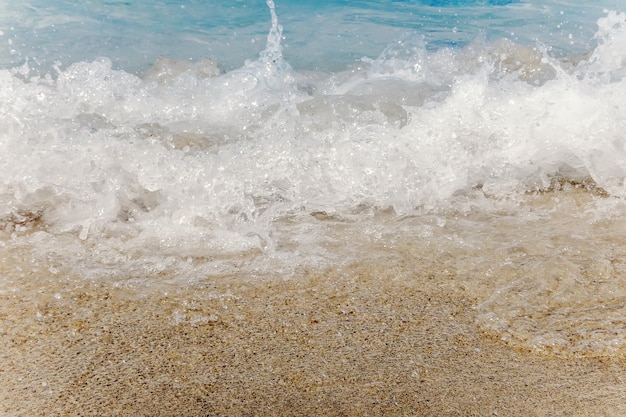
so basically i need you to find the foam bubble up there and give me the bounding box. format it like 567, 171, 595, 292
0, 10, 625, 282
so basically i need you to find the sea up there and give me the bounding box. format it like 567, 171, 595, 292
2, 0, 626, 356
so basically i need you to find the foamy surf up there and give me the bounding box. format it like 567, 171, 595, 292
2, 2, 626, 356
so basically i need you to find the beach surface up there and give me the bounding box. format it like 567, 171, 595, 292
2, 233, 626, 417
3, 2, 626, 415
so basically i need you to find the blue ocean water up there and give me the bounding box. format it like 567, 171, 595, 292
2, 1, 626, 355
1, 0, 624, 71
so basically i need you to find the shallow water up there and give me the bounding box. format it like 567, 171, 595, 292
4, 187, 626, 356
2, 1, 626, 356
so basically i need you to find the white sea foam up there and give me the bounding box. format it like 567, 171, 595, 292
1, 10, 626, 274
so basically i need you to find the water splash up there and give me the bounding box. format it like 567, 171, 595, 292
260, 0, 284, 66
242, 0, 296, 112
582, 10, 626, 80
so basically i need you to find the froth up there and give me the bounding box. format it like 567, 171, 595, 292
1, 11, 626, 276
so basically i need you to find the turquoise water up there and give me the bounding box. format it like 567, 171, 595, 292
2, 1, 626, 355
1, 1, 623, 71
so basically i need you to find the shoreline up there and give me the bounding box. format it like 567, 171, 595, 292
2, 259, 626, 416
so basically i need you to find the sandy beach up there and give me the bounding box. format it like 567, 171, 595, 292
2, 249, 625, 417
3, 1, 626, 414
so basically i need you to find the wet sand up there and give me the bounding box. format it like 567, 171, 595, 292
2, 256, 625, 417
